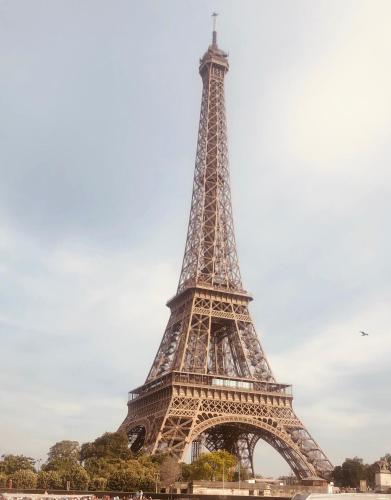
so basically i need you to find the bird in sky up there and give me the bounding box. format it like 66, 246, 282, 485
360, 330, 369, 336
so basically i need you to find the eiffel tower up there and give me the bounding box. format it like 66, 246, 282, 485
119, 22, 333, 479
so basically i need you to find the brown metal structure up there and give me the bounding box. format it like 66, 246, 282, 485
120, 26, 333, 479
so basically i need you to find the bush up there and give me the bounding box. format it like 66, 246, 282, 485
107, 470, 137, 491
83, 457, 121, 479
107, 460, 154, 492
37, 470, 63, 489
184, 450, 237, 481
0, 473, 7, 488
81, 432, 132, 461
0, 455, 35, 475
11, 469, 38, 489
89, 476, 107, 490
61, 464, 90, 490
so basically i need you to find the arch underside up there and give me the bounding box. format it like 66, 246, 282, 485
190, 416, 324, 479
128, 425, 147, 454
123, 414, 332, 480
199, 422, 319, 478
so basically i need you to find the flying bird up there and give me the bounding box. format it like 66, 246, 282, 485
360, 330, 369, 336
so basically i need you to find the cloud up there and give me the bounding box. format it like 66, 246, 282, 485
270, 298, 391, 465
0, 0, 390, 476
273, 299, 391, 387
288, 3, 391, 168
0, 223, 178, 458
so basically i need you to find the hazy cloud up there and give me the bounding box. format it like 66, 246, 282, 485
0, 0, 390, 476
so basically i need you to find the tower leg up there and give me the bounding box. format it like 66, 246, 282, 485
202, 423, 259, 477
234, 433, 260, 477
191, 439, 202, 462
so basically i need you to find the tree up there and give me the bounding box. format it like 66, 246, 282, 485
232, 466, 250, 482
11, 469, 38, 489
183, 451, 237, 481
89, 476, 107, 491
83, 455, 132, 490
332, 457, 382, 489
107, 460, 155, 491
0, 473, 7, 488
0, 455, 35, 475
331, 465, 344, 486
181, 463, 193, 482
332, 457, 367, 488
48, 441, 80, 463
365, 462, 378, 489
83, 457, 120, 479
159, 456, 181, 488
81, 432, 132, 461
37, 470, 63, 489
61, 464, 90, 490
107, 470, 138, 492
43, 441, 80, 474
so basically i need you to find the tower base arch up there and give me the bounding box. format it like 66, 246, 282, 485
119, 371, 333, 480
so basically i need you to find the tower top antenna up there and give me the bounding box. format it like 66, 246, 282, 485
212, 12, 218, 46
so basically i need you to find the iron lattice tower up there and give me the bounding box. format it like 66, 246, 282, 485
120, 26, 333, 479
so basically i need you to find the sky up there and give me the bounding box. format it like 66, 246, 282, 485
0, 0, 390, 477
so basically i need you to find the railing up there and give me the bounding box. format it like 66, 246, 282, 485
128, 371, 292, 401
171, 371, 292, 396
166, 279, 252, 306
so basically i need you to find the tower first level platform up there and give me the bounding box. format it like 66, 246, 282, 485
120, 368, 329, 479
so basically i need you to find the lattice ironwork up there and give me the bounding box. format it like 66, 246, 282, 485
119, 26, 333, 480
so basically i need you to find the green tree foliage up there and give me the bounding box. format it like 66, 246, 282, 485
159, 456, 181, 487
89, 476, 107, 491
43, 441, 80, 473
107, 470, 136, 492
10, 469, 38, 489
181, 463, 193, 482
0, 455, 35, 475
48, 441, 80, 463
81, 432, 132, 461
80, 432, 161, 491
232, 466, 250, 482
137, 455, 159, 470
37, 470, 63, 489
183, 451, 237, 481
0, 473, 7, 488
366, 462, 378, 489
332, 465, 344, 486
107, 460, 155, 491
61, 464, 90, 490
83, 457, 119, 479
332, 457, 373, 488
